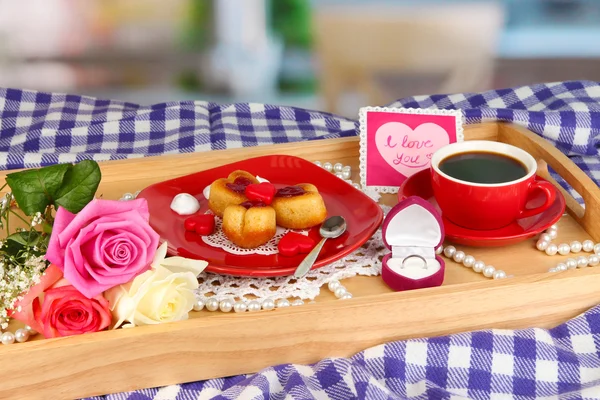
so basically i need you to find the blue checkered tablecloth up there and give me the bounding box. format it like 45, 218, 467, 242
2, 80, 600, 399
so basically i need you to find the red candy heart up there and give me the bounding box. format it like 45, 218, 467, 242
184, 214, 215, 236
277, 232, 316, 257
245, 182, 276, 205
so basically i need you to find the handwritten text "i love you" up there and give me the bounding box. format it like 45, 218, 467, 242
384, 135, 433, 168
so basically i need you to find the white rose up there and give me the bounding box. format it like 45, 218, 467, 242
105, 242, 208, 328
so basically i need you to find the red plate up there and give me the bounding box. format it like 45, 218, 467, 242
137, 155, 383, 277
398, 169, 566, 247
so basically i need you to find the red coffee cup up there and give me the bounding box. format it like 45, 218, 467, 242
430, 140, 556, 230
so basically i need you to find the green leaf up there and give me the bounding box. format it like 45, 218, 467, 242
6, 232, 27, 247
7, 230, 41, 247
54, 160, 101, 213
4, 231, 42, 258
6, 164, 70, 215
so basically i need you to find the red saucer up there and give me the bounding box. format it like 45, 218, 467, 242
398, 169, 566, 247
138, 155, 383, 277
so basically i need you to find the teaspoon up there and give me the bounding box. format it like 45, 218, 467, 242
293, 216, 347, 278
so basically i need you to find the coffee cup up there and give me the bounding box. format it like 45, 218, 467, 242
430, 140, 556, 230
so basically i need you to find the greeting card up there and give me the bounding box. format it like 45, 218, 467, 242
359, 107, 464, 193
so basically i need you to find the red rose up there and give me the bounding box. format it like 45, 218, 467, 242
13, 265, 112, 338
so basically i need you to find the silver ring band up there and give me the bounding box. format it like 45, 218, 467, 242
401, 254, 428, 269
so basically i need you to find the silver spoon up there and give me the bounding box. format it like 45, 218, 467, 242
293, 216, 347, 278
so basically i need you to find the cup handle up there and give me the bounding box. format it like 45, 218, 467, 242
519, 180, 557, 219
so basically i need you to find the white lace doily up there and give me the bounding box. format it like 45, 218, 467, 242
196, 205, 391, 302
201, 211, 309, 255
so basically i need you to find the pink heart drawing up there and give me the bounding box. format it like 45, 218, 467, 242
375, 122, 450, 178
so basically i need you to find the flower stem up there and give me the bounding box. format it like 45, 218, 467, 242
44, 205, 54, 227
5, 207, 9, 239
8, 208, 32, 227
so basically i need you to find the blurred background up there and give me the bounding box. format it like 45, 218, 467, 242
0, 0, 598, 117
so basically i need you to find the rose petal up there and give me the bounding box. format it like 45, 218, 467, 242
45, 208, 77, 268
159, 257, 208, 277
35, 286, 111, 338
105, 265, 199, 328
63, 258, 100, 299
151, 242, 208, 277
136, 281, 172, 321
90, 234, 147, 277
64, 232, 151, 298
152, 242, 169, 267
46, 199, 152, 276
56, 201, 159, 298
56, 199, 150, 247
103, 234, 137, 266
104, 285, 137, 329
11, 265, 64, 332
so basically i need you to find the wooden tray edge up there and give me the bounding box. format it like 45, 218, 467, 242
2, 267, 599, 399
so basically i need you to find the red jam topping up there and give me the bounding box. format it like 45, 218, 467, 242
275, 186, 306, 198
240, 200, 267, 209
226, 177, 253, 194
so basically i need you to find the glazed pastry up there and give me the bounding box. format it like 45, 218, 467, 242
271, 183, 327, 229
207, 170, 258, 217
222, 201, 277, 248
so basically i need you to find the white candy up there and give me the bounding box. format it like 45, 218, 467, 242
256, 175, 270, 183
170, 193, 201, 215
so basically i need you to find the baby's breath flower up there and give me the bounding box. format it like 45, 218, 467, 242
0, 253, 48, 326
0, 195, 8, 213
31, 212, 43, 227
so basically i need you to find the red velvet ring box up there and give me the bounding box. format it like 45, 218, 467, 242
381, 196, 445, 291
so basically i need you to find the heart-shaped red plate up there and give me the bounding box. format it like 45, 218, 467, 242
137, 155, 383, 277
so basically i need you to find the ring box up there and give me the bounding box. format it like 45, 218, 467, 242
381, 196, 445, 291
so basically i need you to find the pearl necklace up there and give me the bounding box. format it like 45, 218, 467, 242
1, 324, 37, 345
195, 160, 356, 313
435, 244, 509, 280
194, 279, 352, 313
437, 224, 600, 279
535, 225, 600, 272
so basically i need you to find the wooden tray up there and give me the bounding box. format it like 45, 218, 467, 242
2, 122, 600, 399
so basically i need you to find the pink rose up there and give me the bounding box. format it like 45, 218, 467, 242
12, 265, 112, 338
46, 199, 160, 298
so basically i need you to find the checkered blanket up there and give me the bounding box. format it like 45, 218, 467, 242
2, 80, 600, 399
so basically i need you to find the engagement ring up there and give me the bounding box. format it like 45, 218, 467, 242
401, 254, 428, 269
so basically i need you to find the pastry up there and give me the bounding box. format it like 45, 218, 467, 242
222, 201, 277, 248
207, 170, 258, 217
271, 184, 327, 229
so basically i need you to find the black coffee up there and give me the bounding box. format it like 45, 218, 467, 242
439, 151, 527, 184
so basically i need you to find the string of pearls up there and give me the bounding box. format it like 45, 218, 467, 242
1, 323, 37, 345
435, 244, 508, 279
437, 223, 600, 278
535, 225, 600, 272
193, 279, 353, 313
314, 161, 362, 190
